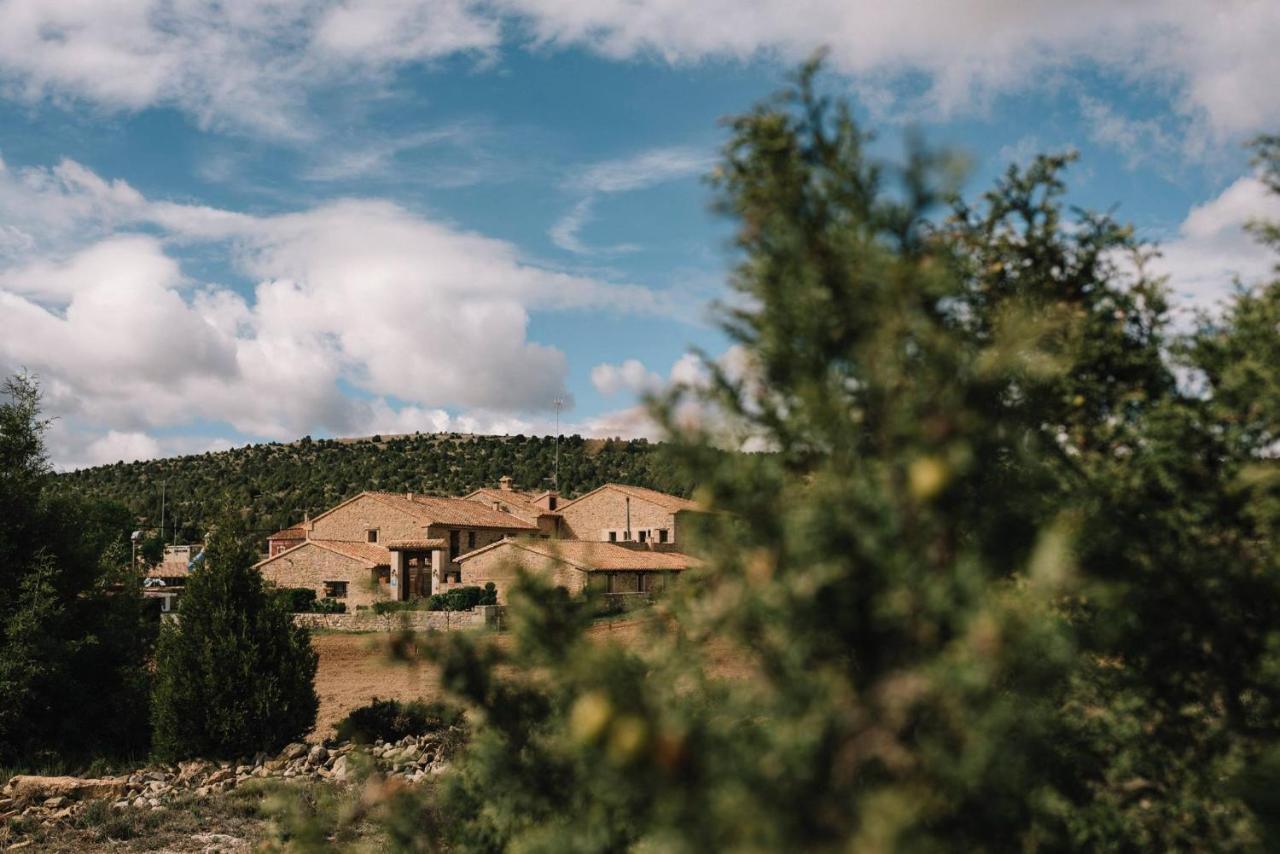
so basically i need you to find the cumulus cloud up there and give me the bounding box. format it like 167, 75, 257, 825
0, 156, 672, 466
0, 2, 1277, 147
0, 0, 498, 137
1154, 175, 1280, 312
591, 358, 663, 396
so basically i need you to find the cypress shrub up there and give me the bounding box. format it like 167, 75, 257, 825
151, 518, 318, 760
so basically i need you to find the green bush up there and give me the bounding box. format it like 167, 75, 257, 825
151, 518, 318, 760
428, 586, 489, 611
273, 587, 316, 613
311, 597, 345, 614
334, 698, 461, 745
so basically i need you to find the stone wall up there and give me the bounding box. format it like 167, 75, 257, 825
458, 544, 588, 603
558, 488, 677, 543
309, 494, 425, 543
259, 542, 388, 608
291, 607, 498, 632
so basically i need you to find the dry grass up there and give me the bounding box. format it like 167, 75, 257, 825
310, 614, 756, 740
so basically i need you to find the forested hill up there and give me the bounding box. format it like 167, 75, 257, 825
54, 432, 685, 543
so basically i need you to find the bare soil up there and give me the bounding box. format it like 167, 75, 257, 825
310, 616, 753, 740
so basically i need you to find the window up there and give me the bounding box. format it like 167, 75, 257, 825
608, 530, 618, 543
658, 529, 669, 543
638, 530, 648, 543
450, 530, 460, 560
366, 529, 378, 543
467, 531, 476, 551
323, 581, 348, 599
548, 496, 557, 510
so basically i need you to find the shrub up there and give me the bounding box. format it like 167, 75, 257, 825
334, 698, 461, 745
151, 518, 318, 760
274, 587, 316, 613
311, 597, 345, 614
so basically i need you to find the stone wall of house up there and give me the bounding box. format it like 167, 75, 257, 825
309, 495, 425, 543
557, 488, 676, 543
425, 524, 511, 577
291, 607, 497, 632
459, 544, 588, 603
259, 542, 388, 608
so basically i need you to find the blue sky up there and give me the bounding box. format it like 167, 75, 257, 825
0, 1, 1277, 469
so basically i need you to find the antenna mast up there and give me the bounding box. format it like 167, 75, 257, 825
553, 397, 564, 492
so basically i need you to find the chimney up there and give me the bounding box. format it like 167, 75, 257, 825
499, 475, 513, 492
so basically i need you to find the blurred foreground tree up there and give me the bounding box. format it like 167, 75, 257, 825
344, 65, 1280, 851
152, 516, 318, 760
0, 373, 157, 765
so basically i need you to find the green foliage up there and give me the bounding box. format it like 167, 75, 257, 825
390, 64, 1280, 851
334, 698, 462, 745
273, 588, 346, 614
52, 431, 698, 545
151, 517, 319, 760
0, 373, 156, 767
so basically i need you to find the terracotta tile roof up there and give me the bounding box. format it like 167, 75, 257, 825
459, 539, 700, 572
385, 539, 448, 550
254, 539, 391, 569
462, 488, 558, 522
369, 492, 539, 530
268, 525, 307, 540
559, 483, 703, 514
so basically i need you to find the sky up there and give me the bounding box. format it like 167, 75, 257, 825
1, 1, 1278, 470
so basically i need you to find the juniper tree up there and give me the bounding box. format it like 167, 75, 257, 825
151, 515, 318, 760
346, 64, 1280, 852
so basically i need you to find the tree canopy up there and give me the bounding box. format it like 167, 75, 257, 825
381, 65, 1280, 851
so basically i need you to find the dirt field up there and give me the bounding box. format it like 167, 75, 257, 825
309, 620, 647, 740
310, 617, 746, 740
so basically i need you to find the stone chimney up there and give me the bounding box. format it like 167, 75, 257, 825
499, 475, 513, 492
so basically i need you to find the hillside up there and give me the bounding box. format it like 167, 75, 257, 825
54, 432, 687, 543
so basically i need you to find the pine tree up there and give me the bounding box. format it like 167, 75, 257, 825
354, 63, 1280, 851
151, 516, 318, 760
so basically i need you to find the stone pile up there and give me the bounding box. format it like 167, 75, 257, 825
0, 729, 461, 828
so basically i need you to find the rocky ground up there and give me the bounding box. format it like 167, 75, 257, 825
0, 730, 459, 851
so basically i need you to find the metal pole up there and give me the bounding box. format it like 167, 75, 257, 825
159, 480, 166, 546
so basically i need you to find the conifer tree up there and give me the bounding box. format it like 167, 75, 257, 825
344, 63, 1280, 852
152, 516, 318, 760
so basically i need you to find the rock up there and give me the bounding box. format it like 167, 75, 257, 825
5, 775, 125, 802
280, 743, 308, 761
331, 755, 352, 781
429, 762, 451, 777
252, 766, 269, 778
191, 831, 249, 852
206, 768, 232, 785
133, 796, 148, 808
43, 796, 67, 809
307, 745, 328, 765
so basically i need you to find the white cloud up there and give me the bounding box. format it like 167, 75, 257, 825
591, 358, 663, 396
552, 145, 712, 254
502, 0, 1280, 141
1154, 175, 1280, 312
0, 0, 499, 137
0, 2, 1277, 145
0, 157, 676, 465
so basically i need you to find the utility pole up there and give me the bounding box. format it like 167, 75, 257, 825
553, 397, 564, 492
159, 480, 166, 546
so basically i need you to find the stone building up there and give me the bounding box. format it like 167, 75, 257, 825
555, 483, 703, 545
254, 479, 707, 608
254, 491, 536, 606
457, 538, 699, 603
